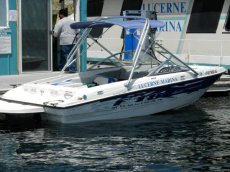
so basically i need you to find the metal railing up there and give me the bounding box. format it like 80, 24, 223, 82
155, 39, 230, 67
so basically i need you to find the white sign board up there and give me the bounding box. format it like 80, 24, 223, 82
0, 36, 11, 54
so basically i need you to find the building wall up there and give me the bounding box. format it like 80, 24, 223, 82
0, 0, 18, 75
88, 0, 230, 68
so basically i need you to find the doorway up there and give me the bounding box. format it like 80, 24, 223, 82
20, 0, 52, 72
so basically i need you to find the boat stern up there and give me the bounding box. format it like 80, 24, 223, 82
0, 99, 44, 114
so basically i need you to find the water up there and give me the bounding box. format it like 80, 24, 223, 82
0, 96, 229, 172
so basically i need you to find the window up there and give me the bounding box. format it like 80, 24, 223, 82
87, 0, 104, 17
224, 6, 230, 31
0, 0, 8, 27
187, 0, 224, 33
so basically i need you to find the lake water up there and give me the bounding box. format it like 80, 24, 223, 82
0, 96, 229, 172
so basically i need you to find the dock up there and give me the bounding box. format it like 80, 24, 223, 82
0, 72, 230, 95
206, 75, 230, 95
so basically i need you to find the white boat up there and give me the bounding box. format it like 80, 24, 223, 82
0, 16, 226, 123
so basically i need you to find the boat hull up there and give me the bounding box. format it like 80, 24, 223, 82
42, 73, 221, 123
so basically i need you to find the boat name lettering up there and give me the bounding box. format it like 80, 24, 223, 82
161, 77, 178, 84
139, 77, 177, 89
139, 80, 159, 89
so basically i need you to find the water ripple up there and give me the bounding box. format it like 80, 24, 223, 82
0, 97, 229, 171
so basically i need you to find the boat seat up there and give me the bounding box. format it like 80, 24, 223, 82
93, 75, 118, 85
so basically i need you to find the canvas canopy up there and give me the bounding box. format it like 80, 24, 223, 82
70, 19, 165, 29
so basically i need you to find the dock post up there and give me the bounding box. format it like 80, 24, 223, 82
80, 0, 87, 72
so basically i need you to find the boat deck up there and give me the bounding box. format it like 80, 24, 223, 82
0, 72, 230, 95
0, 72, 61, 95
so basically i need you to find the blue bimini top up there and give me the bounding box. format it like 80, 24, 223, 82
70, 19, 165, 30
